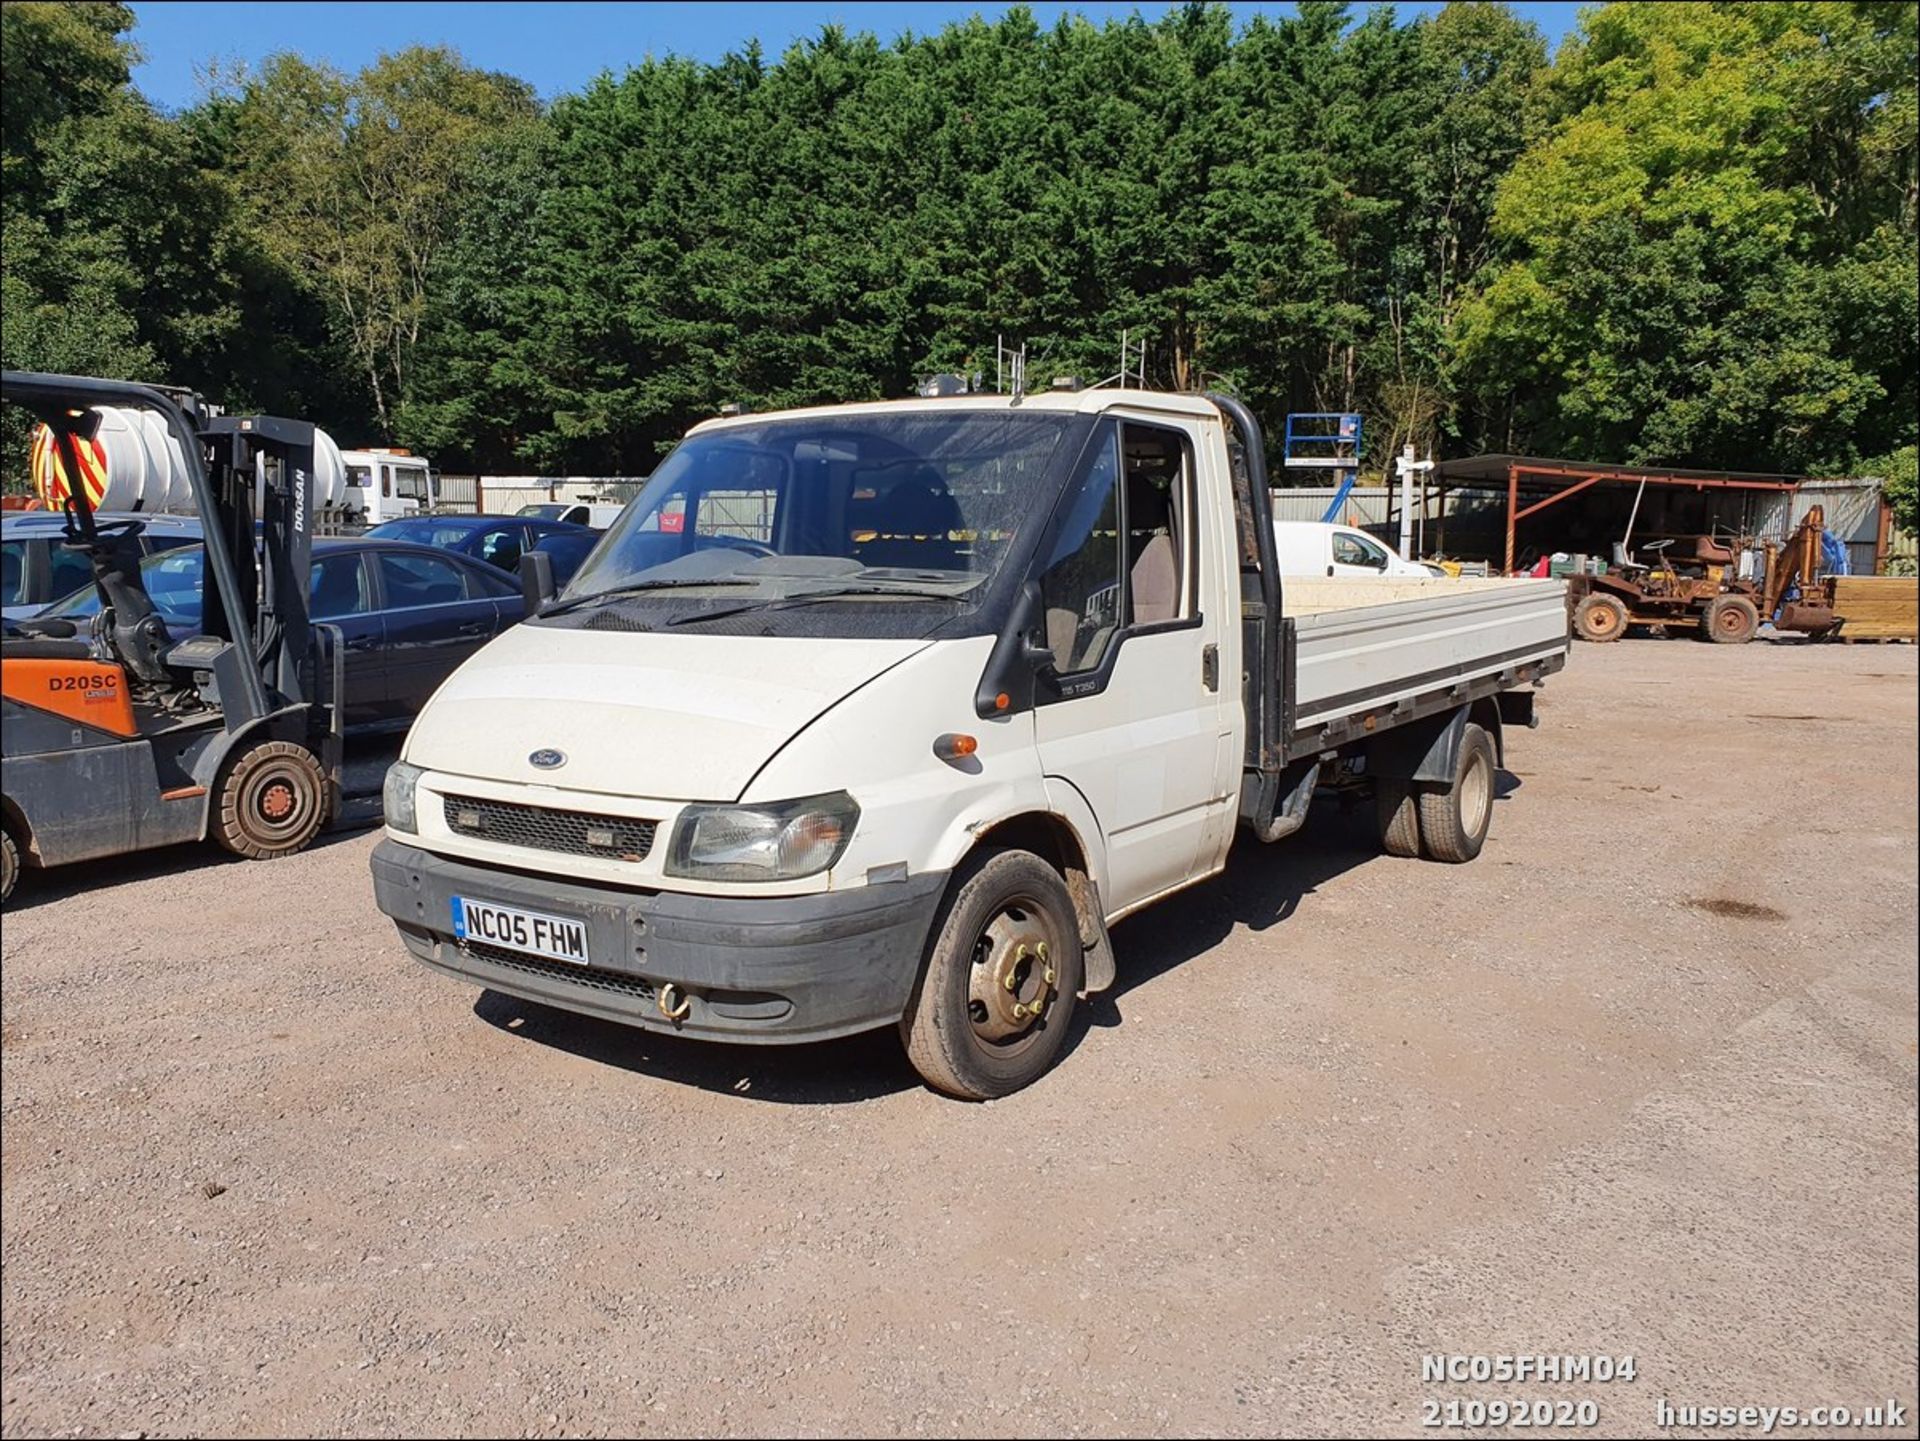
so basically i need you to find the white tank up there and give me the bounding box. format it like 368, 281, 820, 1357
313, 427, 346, 508
31, 407, 151, 512
34, 406, 344, 515
106, 406, 192, 513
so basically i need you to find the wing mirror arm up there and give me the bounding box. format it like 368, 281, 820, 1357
519, 549, 556, 613
974, 580, 1054, 719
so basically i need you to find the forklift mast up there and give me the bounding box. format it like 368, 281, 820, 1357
200, 415, 318, 711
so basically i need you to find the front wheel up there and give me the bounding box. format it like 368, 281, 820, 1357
212, 740, 328, 860
1417, 722, 1497, 864
1, 827, 17, 905
901, 849, 1084, 1100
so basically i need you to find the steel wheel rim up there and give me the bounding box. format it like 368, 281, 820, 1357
241, 761, 316, 845
965, 894, 1061, 1056
1461, 748, 1493, 836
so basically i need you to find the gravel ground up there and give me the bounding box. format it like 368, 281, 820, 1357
2, 639, 1915, 1439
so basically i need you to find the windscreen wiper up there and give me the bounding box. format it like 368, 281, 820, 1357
664, 586, 970, 628
540, 576, 760, 618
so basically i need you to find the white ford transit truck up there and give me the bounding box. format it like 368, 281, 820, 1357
371, 389, 1569, 1097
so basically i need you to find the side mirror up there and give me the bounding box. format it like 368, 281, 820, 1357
519, 549, 556, 612
974, 581, 1052, 720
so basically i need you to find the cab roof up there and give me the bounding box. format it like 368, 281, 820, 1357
685, 387, 1225, 438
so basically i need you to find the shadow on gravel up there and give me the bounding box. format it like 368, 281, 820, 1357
472, 989, 918, 1104
1059, 771, 1524, 1060
470, 773, 1523, 1103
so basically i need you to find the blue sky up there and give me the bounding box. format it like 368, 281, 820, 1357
127, 2, 1583, 110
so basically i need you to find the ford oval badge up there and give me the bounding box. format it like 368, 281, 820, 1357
528, 748, 567, 770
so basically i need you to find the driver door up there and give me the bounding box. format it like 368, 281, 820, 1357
1330, 528, 1392, 577
1031, 418, 1234, 914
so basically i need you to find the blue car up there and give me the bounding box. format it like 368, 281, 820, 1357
2, 511, 204, 621
364, 514, 595, 580
40, 538, 525, 732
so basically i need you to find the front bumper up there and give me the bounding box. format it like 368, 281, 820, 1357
370, 839, 946, 1044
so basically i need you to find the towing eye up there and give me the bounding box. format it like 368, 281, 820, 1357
658, 982, 692, 1023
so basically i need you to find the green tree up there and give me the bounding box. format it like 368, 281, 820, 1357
222, 47, 537, 439
1451, 1, 1919, 471
1, 2, 249, 485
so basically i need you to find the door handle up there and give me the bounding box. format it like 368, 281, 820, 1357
1201, 643, 1219, 692
343, 633, 380, 651
455, 620, 490, 636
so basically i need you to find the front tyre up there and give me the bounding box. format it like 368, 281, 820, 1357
901, 848, 1084, 1100
1, 827, 17, 905
212, 740, 327, 860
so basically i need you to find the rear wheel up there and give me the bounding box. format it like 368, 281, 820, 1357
212, 740, 327, 860
1573, 593, 1629, 643
1418, 723, 1497, 864
901, 848, 1083, 1100
1, 827, 17, 905
1375, 779, 1421, 858
1703, 594, 1760, 644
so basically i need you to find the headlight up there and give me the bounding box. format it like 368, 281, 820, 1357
383, 761, 424, 834
666, 791, 859, 881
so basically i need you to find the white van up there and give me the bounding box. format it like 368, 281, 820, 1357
1272, 520, 1437, 578
516, 501, 625, 530
372, 390, 1568, 1098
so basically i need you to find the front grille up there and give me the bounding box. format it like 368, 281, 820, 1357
462, 941, 655, 1001
442, 794, 657, 861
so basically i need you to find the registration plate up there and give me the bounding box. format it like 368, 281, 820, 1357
452, 896, 590, 965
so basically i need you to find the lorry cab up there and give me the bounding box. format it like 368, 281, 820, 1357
1272, 520, 1435, 578
341, 448, 437, 524
371, 389, 1567, 1098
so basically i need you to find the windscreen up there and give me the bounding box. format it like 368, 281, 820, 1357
366, 518, 477, 549
563, 410, 1074, 604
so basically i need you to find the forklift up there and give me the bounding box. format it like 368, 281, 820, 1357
1, 372, 345, 903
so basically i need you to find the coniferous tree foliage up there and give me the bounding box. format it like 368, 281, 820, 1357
3, 1, 1913, 481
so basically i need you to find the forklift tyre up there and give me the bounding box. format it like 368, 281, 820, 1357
1703, 595, 1760, 645
1, 827, 17, 905
1573, 593, 1629, 643
212, 740, 328, 860
1417, 722, 1497, 865
1375, 779, 1421, 858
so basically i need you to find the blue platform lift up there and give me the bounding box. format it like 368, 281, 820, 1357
1281, 413, 1364, 522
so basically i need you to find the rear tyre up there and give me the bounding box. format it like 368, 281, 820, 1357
901, 848, 1083, 1101
212, 740, 327, 860
1, 827, 17, 905
1375, 779, 1421, 858
1417, 723, 1497, 865
1573, 593, 1629, 643
1703, 594, 1760, 644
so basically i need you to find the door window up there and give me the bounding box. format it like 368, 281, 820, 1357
1120, 424, 1191, 624
47, 541, 95, 601
1038, 430, 1124, 673
1333, 531, 1390, 570
378, 551, 469, 608
0, 540, 28, 604
473, 526, 524, 570
309, 552, 371, 619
